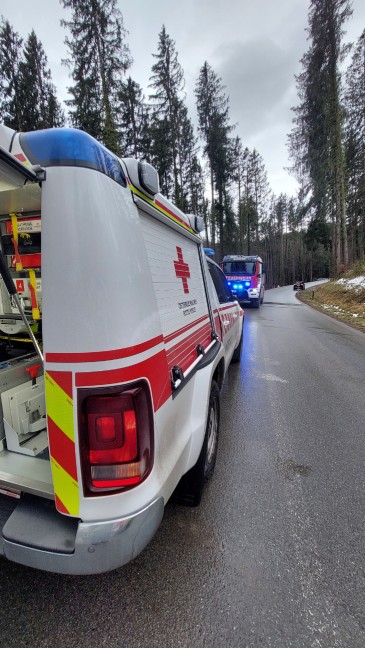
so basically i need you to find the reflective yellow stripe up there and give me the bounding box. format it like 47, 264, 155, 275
28, 269, 40, 320
51, 457, 79, 516
128, 183, 194, 233
10, 213, 18, 242
45, 372, 74, 442
10, 213, 23, 271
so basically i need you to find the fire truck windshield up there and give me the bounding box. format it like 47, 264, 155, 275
222, 261, 256, 275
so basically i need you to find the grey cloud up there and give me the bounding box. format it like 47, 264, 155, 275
213, 38, 299, 138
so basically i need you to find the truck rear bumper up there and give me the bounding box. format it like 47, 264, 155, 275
1, 494, 164, 574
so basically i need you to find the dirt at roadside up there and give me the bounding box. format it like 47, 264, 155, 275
297, 278, 365, 334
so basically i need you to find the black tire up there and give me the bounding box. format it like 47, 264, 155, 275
231, 327, 243, 364
172, 381, 220, 506
252, 298, 260, 308
260, 289, 265, 304
204, 381, 220, 481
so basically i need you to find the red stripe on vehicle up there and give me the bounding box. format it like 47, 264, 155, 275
47, 418, 78, 481
219, 304, 238, 313
155, 199, 188, 228
164, 314, 209, 344
45, 335, 164, 364
55, 494, 70, 514
166, 323, 211, 363
48, 370, 73, 400
76, 349, 171, 410
167, 329, 212, 373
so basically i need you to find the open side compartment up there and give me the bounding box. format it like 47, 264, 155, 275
0, 152, 53, 501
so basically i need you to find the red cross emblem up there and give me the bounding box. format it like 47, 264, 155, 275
174, 246, 190, 294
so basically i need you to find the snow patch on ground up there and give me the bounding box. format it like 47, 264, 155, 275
323, 304, 343, 311
323, 303, 363, 317
336, 276, 365, 292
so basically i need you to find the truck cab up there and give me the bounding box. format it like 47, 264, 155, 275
221, 255, 265, 308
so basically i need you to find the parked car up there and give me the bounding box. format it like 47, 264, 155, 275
293, 281, 305, 291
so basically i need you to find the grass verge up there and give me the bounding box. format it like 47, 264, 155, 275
298, 264, 365, 334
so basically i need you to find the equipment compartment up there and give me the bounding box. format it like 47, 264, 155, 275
0, 205, 52, 499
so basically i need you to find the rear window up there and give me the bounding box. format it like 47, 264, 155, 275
19, 128, 126, 188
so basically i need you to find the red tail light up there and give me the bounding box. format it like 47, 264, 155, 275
78, 382, 153, 494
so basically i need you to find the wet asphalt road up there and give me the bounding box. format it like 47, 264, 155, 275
1, 283, 365, 648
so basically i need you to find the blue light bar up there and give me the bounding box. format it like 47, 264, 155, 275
19, 128, 126, 187
244, 281, 251, 287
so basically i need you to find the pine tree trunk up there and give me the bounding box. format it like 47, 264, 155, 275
210, 169, 215, 246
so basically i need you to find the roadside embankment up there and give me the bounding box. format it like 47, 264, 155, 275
298, 262, 365, 333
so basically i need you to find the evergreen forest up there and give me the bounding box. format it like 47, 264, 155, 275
0, 0, 364, 288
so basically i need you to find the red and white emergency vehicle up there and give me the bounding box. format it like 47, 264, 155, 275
0, 125, 243, 574
221, 255, 265, 308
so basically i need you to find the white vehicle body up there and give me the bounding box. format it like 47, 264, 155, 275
0, 126, 243, 574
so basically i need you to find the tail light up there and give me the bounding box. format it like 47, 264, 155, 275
78, 381, 153, 494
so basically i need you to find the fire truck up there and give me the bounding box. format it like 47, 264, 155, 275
221, 255, 265, 308
0, 125, 243, 574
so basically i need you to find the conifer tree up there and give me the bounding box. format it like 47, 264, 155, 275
0, 18, 23, 129
344, 29, 365, 260
18, 30, 65, 130
232, 138, 250, 252
0, 21, 64, 130
149, 26, 185, 204
249, 149, 270, 247
148, 114, 174, 197
177, 103, 203, 213
195, 61, 234, 255
288, 0, 352, 274
118, 77, 149, 157
61, 0, 132, 153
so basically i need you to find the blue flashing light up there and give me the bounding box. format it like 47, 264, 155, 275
227, 281, 231, 286
204, 248, 216, 256
233, 283, 244, 290
244, 281, 251, 287
19, 128, 126, 187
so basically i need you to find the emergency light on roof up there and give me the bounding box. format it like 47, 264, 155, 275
122, 158, 160, 196
187, 214, 205, 233
19, 128, 127, 187
138, 161, 160, 196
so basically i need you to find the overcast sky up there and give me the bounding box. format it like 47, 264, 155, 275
1, 0, 365, 197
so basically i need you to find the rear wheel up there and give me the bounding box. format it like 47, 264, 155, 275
173, 381, 220, 506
